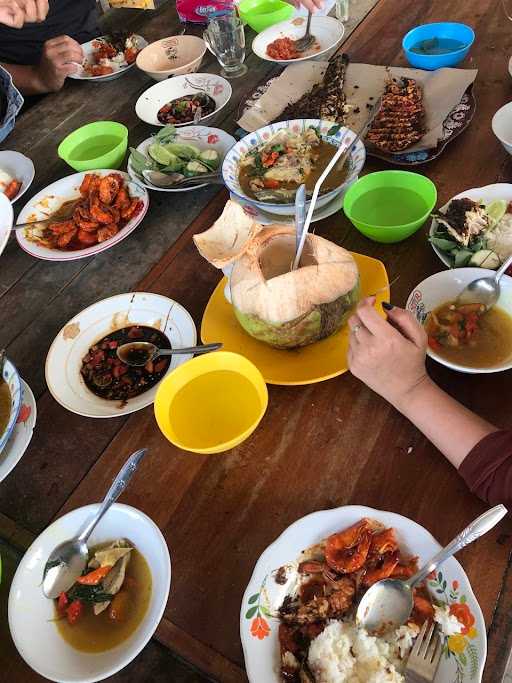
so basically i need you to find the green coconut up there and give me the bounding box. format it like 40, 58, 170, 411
194, 200, 360, 349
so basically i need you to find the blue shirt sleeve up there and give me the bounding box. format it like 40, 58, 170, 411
0, 65, 24, 144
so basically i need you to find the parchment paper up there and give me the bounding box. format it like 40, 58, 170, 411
237, 62, 478, 153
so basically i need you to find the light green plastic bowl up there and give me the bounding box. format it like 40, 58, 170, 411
58, 121, 128, 172
343, 170, 437, 244
238, 0, 294, 32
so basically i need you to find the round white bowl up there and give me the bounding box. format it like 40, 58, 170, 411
136, 35, 206, 81
9, 503, 171, 683
0, 356, 22, 454
0, 150, 35, 203
0, 191, 13, 257
492, 101, 512, 155
406, 268, 512, 373
252, 15, 345, 64
222, 119, 366, 215
135, 73, 232, 127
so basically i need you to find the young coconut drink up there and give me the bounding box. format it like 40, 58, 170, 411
194, 201, 360, 349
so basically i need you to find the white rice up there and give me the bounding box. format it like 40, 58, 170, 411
488, 214, 512, 262
433, 604, 462, 636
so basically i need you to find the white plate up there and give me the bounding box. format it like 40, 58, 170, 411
0, 150, 35, 203
128, 126, 236, 192
0, 379, 36, 484
135, 73, 232, 127
0, 192, 13, 257
429, 183, 512, 269
45, 292, 197, 418
69, 35, 148, 82
9, 503, 171, 683
241, 505, 486, 683
252, 16, 344, 64
229, 185, 349, 225
16, 170, 149, 262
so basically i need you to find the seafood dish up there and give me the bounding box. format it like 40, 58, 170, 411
0, 168, 21, 200
0, 381, 11, 438
80, 325, 171, 402
238, 127, 348, 203
157, 92, 216, 125
276, 518, 465, 682
277, 54, 349, 124
366, 77, 425, 153
52, 539, 152, 653
425, 301, 512, 368
83, 32, 141, 77
431, 197, 512, 269
129, 125, 220, 180
266, 36, 321, 61
26, 173, 142, 251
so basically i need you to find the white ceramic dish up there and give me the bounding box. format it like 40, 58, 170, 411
0, 192, 13, 257
252, 16, 344, 64
45, 292, 197, 418
0, 378, 36, 483
135, 73, 232, 127
128, 126, 236, 192
9, 502, 171, 683
407, 268, 512, 373
69, 34, 148, 82
492, 101, 512, 155
0, 357, 22, 454
241, 504, 486, 683
223, 119, 366, 215
0, 150, 35, 203
136, 35, 206, 81
429, 183, 512, 268
16, 170, 149, 262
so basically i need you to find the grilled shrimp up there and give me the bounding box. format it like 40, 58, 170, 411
325, 519, 372, 574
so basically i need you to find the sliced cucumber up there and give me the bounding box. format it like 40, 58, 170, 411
468, 249, 501, 269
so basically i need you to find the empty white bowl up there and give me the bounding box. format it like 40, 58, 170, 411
9, 503, 171, 683
492, 101, 512, 155
136, 35, 206, 81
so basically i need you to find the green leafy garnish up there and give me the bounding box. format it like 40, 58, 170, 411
67, 583, 114, 604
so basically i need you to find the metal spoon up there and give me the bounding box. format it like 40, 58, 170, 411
42, 448, 147, 599
117, 341, 222, 366
456, 253, 512, 309
294, 184, 306, 258
356, 504, 507, 633
294, 10, 315, 53
142, 169, 223, 189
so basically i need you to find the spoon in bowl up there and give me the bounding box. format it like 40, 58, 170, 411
42, 448, 148, 599
116, 341, 222, 366
142, 169, 223, 189
294, 10, 315, 53
356, 504, 507, 634
456, 253, 512, 309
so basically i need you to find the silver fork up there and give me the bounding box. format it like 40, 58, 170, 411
294, 10, 315, 52
405, 621, 443, 683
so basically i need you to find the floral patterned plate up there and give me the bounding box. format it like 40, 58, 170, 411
240, 505, 486, 683
0, 379, 36, 484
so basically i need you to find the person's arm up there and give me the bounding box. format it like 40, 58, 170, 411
0, 0, 48, 28
2, 35, 83, 94
347, 298, 497, 470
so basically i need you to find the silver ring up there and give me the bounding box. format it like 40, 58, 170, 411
352, 324, 361, 334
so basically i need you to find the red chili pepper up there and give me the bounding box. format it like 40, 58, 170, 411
263, 178, 280, 189
57, 591, 69, 616
76, 565, 112, 586
66, 599, 83, 625
428, 336, 442, 351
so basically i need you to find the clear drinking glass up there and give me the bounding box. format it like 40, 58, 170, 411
203, 15, 248, 79
335, 0, 350, 22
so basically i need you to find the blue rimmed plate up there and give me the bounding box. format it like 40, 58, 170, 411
0, 357, 22, 454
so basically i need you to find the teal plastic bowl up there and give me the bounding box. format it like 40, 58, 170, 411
238, 0, 294, 33
343, 171, 437, 244
58, 121, 128, 172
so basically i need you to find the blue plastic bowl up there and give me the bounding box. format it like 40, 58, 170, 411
402, 22, 474, 70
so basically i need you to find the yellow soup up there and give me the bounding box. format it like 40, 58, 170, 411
0, 381, 11, 438
56, 547, 152, 653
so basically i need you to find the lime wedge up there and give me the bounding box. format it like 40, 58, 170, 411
487, 199, 507, 227
148, 143, 174, 166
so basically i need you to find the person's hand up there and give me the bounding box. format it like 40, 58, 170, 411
347, 297, 430, 409
34, 36, 83, 92
0, 0, 48, 28
287, 0, 325, 13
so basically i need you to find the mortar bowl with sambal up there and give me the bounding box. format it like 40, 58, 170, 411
222, 119, 366, 215
45, 292, 197, 418
8, 503, 171, 682
407, 268, 512, 373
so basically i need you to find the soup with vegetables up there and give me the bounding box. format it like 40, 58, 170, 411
0, 382, 11, 438
54, 539, 152, 653
425, 301, 512, 368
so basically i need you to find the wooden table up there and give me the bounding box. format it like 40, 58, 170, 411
1, 0, 512, 681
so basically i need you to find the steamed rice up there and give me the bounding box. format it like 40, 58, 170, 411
488, 213, 512, 262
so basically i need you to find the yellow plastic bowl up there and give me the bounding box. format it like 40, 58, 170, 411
154, 351, 268, 454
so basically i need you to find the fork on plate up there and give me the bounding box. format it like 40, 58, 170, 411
405, 621, 443, 683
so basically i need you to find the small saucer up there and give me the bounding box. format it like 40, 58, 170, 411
0, 379, 37, 483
